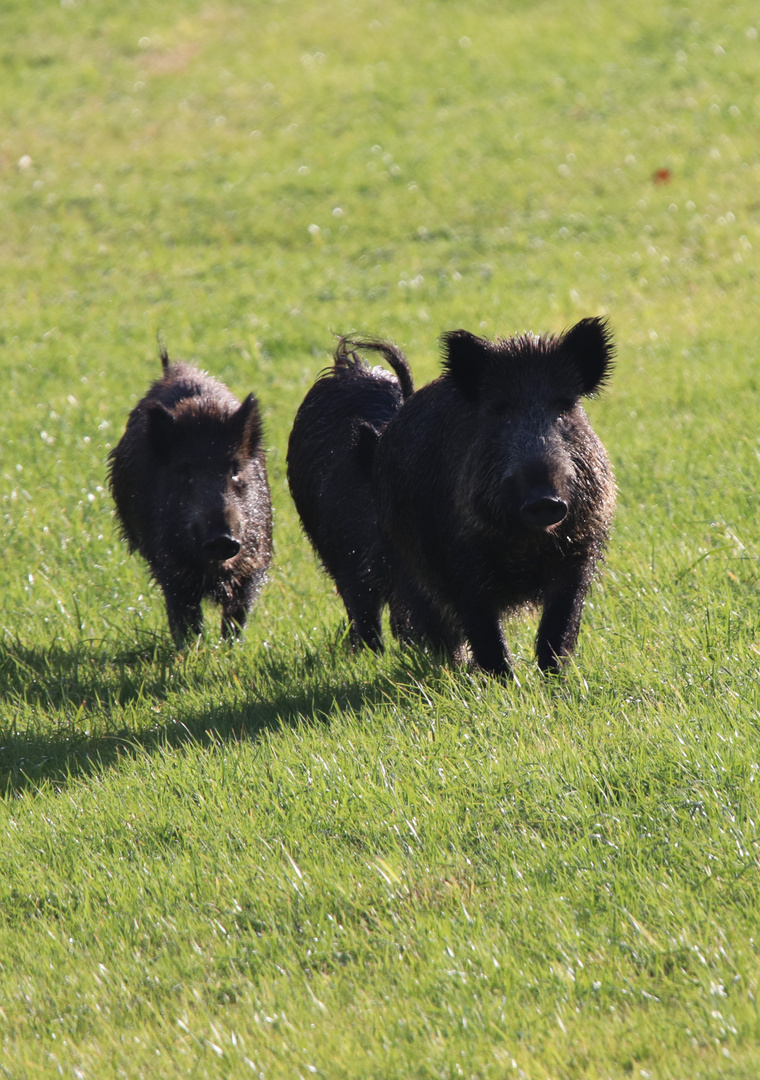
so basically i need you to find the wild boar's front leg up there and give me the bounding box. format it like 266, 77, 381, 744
221, 605, 248, 640
221, 577, 262, 640
535, 570, 591, 674
164, 590, 204, 647
459, 603, 516, 679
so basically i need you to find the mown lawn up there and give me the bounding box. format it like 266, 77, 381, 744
1, 0, 759, 1076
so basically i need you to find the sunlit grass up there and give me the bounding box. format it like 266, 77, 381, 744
1, 0, 759, 1076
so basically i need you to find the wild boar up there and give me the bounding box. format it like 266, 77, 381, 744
287, 335, 414, 650
374, 317, 616, 676
108, 346, 272, 645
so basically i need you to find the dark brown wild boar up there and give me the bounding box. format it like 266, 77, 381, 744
374, 317, 616, 677
287, 335, 414, 651
108, 346, 272, 646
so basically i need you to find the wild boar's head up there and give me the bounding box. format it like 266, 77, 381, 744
440, 317, 614, 533
145, 392, 264, 564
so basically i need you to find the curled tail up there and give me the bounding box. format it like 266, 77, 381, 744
334, 334, 414, 400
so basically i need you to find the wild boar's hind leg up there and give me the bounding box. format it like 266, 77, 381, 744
387, 569, 462, 661
535, 573, 590, 674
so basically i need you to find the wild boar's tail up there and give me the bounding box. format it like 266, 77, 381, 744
334, 334, 415, 399
157, 333, 170, 372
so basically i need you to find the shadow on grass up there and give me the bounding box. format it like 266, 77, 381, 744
1, 680, 384, 798
0, 630, 409, 797
0, 631, 177, 711
0, 625, 522, 797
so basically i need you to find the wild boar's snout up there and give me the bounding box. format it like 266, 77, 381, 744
519, 489, 568, 529
187, 479, 245, 562
509, 446, 574, 530
202, 532, 241, 562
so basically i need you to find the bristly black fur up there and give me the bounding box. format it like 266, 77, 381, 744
375, 317, 617, 677
287, 334, 415, 651
108, 345, 272, 646
440, 316, 614, 402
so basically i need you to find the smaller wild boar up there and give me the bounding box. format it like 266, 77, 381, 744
286, 335, 414, 651
374, 317, 616, 677
108, 346, 272, 646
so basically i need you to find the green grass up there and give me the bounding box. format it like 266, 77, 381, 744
1, 0, 760, 1075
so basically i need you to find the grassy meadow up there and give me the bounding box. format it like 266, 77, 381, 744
1, 0, 760, 1075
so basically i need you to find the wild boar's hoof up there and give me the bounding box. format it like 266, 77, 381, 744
520, 495, 568, 529
203, 534, 241, 561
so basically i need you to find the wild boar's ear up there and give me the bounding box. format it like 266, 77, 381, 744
146, 403, 176, 460
235, 393, 263, 455
562, 317, 615, 396
440, 329, 492, 400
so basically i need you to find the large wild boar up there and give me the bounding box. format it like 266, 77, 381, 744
374, 317, 616, 677
287, 335, 414, 651
108, 346, 272, 646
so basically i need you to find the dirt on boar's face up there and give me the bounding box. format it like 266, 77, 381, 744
374, 317, 616, 678
108, 352, 272, 647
